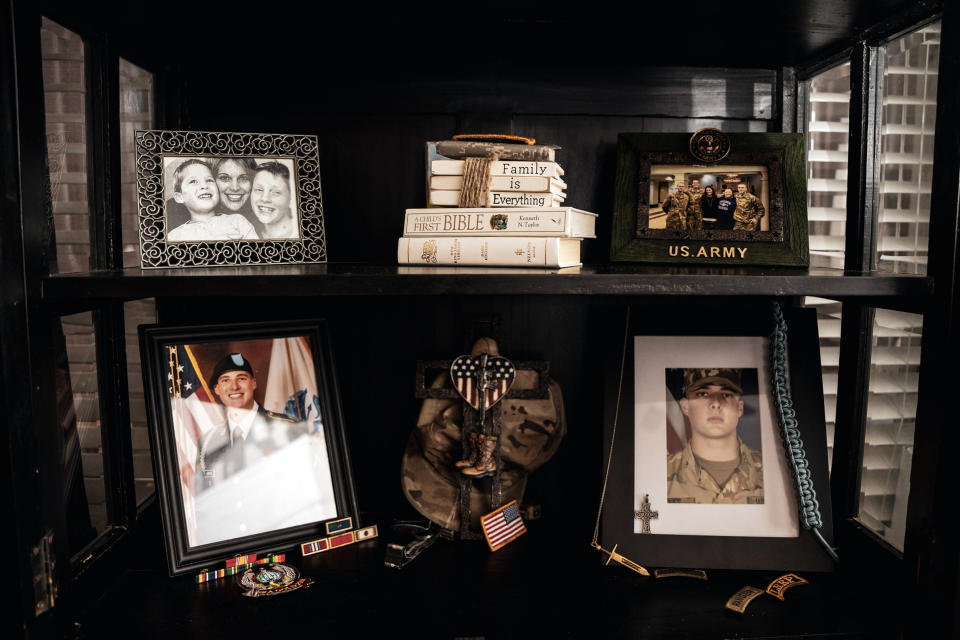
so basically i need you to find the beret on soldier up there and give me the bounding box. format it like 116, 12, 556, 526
210, 352, 254, 388
683, 368, 742, 395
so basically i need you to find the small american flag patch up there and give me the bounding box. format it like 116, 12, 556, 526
481, 500, 527, 551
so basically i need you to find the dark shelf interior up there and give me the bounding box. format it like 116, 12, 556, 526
42, 263, 932, 305
8, 1, 955, 637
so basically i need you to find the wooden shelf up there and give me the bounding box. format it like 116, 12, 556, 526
74, 516, 886, 639
42, 263, 932, 304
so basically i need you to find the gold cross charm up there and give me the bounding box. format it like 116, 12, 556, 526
633, 494, 659, 533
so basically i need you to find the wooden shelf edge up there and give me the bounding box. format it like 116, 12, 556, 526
40, 263, 933, 303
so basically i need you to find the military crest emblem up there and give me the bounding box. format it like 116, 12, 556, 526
689, 128, 731, 163
238, 562, 313, 597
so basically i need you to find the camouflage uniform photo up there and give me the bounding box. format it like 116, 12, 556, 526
733, 183, 765, 231
666, 368, 764, 505
662, 183, 690, 231
685, 180, 704, 230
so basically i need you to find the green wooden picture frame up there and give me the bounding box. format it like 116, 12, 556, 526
610, 133, 809, 267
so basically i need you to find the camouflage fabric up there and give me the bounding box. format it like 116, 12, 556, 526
401, 368, 565, 530
666, 439, 764, 504
733, 192, 765, 231
685, 188, 704, 230
662, 192, 690, 231
683, 368, 742, 395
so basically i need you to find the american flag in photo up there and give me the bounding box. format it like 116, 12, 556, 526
167, 345, 221, 483
481, 500, 527, 552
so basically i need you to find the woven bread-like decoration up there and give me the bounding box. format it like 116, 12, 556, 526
452, 133, 536, 145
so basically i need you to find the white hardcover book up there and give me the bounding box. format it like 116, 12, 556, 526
429, 175, 567, 192
429, 190, 565, 207
403, 207, 597, 238
398, 236, 582, 268
431, 160, 564, 178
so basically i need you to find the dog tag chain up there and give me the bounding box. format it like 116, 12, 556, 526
590, 307, 650, 576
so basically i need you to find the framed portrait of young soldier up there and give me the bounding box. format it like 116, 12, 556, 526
599, 302, 834, 571
140, 319, 358, 576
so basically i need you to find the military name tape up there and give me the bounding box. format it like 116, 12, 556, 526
725, 586, 765, 614
653, 568, 708, 580
766, 573, 808, 600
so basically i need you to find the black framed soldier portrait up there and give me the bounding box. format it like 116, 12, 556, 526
140, 319, 358, 576
599, 303, 834, 571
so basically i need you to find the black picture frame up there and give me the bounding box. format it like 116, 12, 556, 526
600, 303, 834, 571
140, 319, 358, 576
136, 130, 326, 268
610, 133, 809, 267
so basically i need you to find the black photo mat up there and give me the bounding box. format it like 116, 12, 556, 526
600, 303, 834, 571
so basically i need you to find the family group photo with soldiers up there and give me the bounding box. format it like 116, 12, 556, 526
162, 155, 301, 242
649, 165, 769, 233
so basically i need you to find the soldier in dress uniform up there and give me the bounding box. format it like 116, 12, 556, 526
662, 182, 690, 231
733, 182, 765, 231
194, 353, 310, 492
666, 368, 764, 505
685, 179, 704, 230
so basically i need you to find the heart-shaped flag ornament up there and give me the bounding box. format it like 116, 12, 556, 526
450, 354, 516, 411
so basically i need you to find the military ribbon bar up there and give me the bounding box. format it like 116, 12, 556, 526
194, 553, 285, 584
301, 526, 379, 557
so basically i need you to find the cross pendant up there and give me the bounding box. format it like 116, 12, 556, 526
633, 494, 659, 534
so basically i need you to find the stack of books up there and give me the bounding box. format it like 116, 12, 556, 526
428, 139, 567, 208
397, 139, 596, 268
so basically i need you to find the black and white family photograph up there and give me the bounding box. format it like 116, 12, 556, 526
648, 164, 770, 233
162, 155, 300, 242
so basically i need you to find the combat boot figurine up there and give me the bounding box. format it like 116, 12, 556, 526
461, 434, 498, 478
454, 431, 480, 469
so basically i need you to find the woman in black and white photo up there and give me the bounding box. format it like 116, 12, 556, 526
214, 157, 266, 237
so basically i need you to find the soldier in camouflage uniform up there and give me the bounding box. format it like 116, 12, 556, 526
685, 179, 704, 231
733, 182, 765, 231
662, 182, 690, 231
666, 368, 764, 505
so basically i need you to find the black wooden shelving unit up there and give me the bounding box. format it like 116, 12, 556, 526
4, 0, 960, 638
